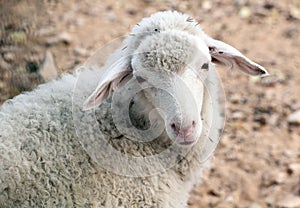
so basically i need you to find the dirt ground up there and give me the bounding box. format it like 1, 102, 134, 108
0, 0, 299, 207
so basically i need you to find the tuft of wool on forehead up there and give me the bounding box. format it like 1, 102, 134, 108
135, 32, 198, 73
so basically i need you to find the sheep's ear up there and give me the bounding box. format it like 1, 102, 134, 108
83, 60, 132, 111
205, 36, 269, 76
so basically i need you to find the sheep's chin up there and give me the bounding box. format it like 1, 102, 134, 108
176, 139, 197, 146
166, 131, 199, 146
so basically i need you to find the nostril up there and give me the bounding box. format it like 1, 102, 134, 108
171, 123, 177, 131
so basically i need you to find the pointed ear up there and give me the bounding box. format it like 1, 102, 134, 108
204, 36, 269, 77
83, 59, 132, 110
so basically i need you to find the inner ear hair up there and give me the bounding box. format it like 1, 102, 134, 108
211, 57, 222, 65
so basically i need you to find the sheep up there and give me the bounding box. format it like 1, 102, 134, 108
0, 11, 268, 208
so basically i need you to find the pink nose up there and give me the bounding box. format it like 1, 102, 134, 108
171, 121, 196, 138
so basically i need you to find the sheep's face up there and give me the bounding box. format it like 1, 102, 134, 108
132, 68, 207, 145
130, 33, 211, 145
83, 11, 268, 146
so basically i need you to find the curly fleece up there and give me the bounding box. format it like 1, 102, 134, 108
0, 11, 223, 208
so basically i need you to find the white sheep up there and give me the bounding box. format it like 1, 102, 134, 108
0, 11, 268, 207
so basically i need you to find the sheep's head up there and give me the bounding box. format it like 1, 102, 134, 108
127, 31, 211, 145
83, 12, 268, 146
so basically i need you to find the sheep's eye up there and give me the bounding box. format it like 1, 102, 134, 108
153, 28, 160, 32
201, 63, 209, 70
208, 46, 216, 52
136, 76, 147, 83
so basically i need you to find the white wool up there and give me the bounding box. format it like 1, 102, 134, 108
0, 10, 267, 207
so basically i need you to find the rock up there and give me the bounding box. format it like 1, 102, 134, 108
0, 81, 5, 88
234, 0, 247, 8
3, 52, 15, 62
74, 46, 90, 57
283, 150, 300, 158
39, 51, 59, 80
229, 94, 247, 104
249, 202, 262, 208
268, 114, 280, 127
283, 26, 299, 39
46, 32, 73, 46
239, 7, 252, 19
75, 18, 85, 27
202, 1, 212, 11
276, 194, 300, 208
106, 12, 116, 21
288, 7, 300, 20
261, 171, 286, 187
287, 163, 300, 175
261, 75, 280, 87
142, 0, 153, 3
0, 56, 10, 70
274, 172, 287, 184
231, 110, 245, 121
36, 27, 56, 36
287, 110, 300, 125
249, 76, 261, 83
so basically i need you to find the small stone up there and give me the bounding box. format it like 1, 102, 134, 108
287, 163, 300, 175
261, 171, 286, 187
283, 150, 299, 158
202, 1, 212, 11
239, 7, 252, 19
276, 194, 300, 208
283, 26, 299, 39
274, 172, 286, 184
0, 81, 5, 88
229, 94, 242, 104
268, 114, 280, 127
74, 46, 90, 57
289, 7, 300, 20
46, 32, 73, 46
287, 110, 300, 125
0, 56, 10, 70
249, 202, 262, 208
261, 75, 279, 87
3, 52, 15, 62
39, 51, 59, 80
106, 12, 116, 21
75, 18, 85, 27
234, 0, 247, 8
249, 76, 261, 83
231, 110, 245, 120
37, 27, 56, 36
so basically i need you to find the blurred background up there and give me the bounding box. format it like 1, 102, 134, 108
0, 0, 299, 207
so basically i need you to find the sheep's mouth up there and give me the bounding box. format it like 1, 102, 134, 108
178, 140, 196, 146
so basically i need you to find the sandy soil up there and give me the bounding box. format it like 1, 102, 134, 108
0, 0, 299, 207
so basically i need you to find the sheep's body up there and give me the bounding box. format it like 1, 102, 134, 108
0, 10, 267, 207
0, 66, 221, 207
